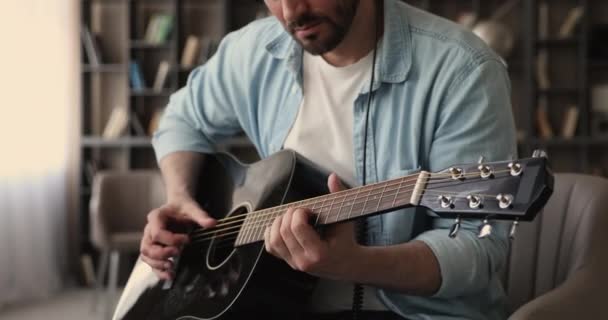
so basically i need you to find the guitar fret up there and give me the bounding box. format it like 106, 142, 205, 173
334, 193, 344, 222
360, 186, 371, 217
347, 187, 362, 219
376, 182, 388, 211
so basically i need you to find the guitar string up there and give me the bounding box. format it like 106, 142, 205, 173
189, 168, 512, 238
188, 169, 512, 240
190, 168, 507, 229
192, 187, 513, 250
189, 178, 515, 246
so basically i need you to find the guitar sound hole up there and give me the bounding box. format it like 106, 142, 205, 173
206, 206, 248, 270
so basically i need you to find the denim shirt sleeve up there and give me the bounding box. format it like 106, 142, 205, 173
414, 59, 517, 298
152, 31, 247, 161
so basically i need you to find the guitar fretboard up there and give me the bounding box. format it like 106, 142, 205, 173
234, 172, 427, 246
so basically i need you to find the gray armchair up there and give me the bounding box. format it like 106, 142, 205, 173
89, 170, 165, 318
507, 173, 608, 319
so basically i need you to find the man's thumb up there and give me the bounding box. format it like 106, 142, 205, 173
327, 173, 346, 193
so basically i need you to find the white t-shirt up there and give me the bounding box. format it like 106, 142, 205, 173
283, 50, 387, 312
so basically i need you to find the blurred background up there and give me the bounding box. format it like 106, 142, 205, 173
0, 0, 607, 319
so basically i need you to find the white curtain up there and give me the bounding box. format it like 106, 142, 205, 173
0, 0, 78, 306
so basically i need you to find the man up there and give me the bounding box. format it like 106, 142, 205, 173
140, 0, 517, 319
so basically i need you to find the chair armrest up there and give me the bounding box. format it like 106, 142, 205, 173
509, 265, 606, 320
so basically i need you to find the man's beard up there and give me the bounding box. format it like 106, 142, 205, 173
286, 1, 359, 55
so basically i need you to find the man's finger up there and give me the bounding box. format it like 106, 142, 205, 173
281, 208, 305, 257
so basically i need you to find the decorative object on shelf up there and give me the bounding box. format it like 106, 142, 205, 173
471, 0, 520, 58
81, 25, 103, 66
536, 97, 554, 139
153, 60, 171, 92
558, 6, 584, 39
181, 35, 201, 68
144, 13, 174, 45
129, 61, 146, 90
560, 105, 579, 139
102, 106, 129, 139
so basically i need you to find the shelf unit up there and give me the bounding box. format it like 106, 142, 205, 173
79, 0, 266, 255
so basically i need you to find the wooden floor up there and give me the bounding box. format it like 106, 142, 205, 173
0, 288, 122, 320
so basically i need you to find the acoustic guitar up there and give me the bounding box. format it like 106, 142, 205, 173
113, 149, 553, 320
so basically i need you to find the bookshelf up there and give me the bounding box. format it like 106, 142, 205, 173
79, 0, 266, 255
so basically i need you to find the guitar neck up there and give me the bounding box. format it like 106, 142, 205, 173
234, 171, 429, 246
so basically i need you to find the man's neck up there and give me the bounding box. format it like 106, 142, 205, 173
322, 0, 384, 67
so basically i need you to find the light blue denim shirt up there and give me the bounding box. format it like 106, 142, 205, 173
153, 1, 517, 319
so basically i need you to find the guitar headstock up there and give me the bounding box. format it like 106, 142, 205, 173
419, 150, 553, 238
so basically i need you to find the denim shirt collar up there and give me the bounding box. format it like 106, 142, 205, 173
264, 0, 412, 92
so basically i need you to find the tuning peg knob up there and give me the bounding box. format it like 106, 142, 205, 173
467, 194, 483, 209
449, 216, 462, 238
449, 167, 464, 180
478, 164, 493, 179
508, 162, 522, 176
438, 195, 454, 208
496, 194, 514, 209
478, 218, 493, 238
509, 219, 519, 240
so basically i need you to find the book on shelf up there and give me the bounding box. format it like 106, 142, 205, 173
81, 25, 103, 66
561, 105, 579, 138
102, 106, 129, 139
181, 35, 201, 68
558, 6, 584, 39
129, 61, 146, 90
148, 108, 164, 136
153, 60, 171, 92
144, 14, 174, 45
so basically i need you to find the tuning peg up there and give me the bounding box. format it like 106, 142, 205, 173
496, 194, 514, 209
449, 216, 462, 238
508, 162, 522, 176
478, 156, 485, 164
449, 167, 464, 180
509, 219, 519, 240
478, 218, 493, 238
467, 194, 483, 209
532, 149, 548, 158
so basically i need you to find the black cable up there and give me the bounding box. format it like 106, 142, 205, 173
351, 2, 381, 319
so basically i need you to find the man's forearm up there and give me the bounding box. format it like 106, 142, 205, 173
159, 151, 206, 201
350, 240, 442, 296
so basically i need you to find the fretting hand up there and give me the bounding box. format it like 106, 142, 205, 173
263, 173, 363, 281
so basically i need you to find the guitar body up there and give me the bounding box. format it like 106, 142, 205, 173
114, 150, 328, 320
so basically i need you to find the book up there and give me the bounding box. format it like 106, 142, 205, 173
148, 108, 164, 136
153, 60, 171, 92
144, 14, 174, 44
181, 35, 201, 68
102, 106, 129, 139
559, 7, 584, 38
536, 50, 551, 89
81, 25, 102, 66
561, 105, 579, 138
129, 61, 146, 90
